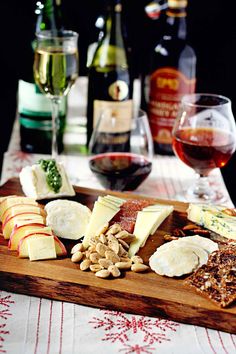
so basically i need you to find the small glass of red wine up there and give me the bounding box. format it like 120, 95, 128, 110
172, 93, 236, 203
88, 109, 153, 191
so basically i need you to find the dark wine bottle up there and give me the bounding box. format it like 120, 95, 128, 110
142, 0, 196, 155
86, 0, 133, 152
18, 0, 67, 154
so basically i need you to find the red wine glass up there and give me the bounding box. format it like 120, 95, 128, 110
88, 109, 153, 191
172, 93, 236, 203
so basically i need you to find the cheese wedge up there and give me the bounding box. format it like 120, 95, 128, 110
45, 200, 91, 240
27, 236, 57, 261
19, 161, 75, 200
187, 203, 236, 240
83, 200, 120, 248
18, 233, 67, 258
128, 205, 174, 257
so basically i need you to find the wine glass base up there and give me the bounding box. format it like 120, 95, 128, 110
174, 187, 227, 204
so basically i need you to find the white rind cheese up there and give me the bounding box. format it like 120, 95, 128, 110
187, 203, 236, 240
45, 200, 91, 240
19, 162, 75, 200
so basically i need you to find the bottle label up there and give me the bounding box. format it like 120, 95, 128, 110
148, 67, 196, 145
18, 80, 66, 119
93, 100, 133, 133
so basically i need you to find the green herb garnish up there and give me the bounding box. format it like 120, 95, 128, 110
38, 159, 62, 193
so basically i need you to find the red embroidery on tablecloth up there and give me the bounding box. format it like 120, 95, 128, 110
10, 151, 33, 164
0, 293, 14, 353
119, 344, 155, 354
89, 310, 179, 352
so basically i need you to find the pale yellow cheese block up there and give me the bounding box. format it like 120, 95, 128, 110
27, 235, 57, 261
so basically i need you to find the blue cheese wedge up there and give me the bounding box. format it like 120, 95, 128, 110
19, 160, 75, 200
187, 203, 236, 240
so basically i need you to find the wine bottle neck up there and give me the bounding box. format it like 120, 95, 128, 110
165, 0, 188, 40
35, 0, 64, 33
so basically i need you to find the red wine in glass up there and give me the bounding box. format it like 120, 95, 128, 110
89, 152, 152, 191
173, 127, 236, 176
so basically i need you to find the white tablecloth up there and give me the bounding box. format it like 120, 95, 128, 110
0, 78, 235, 354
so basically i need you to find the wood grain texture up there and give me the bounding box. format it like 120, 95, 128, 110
0, 178, 235, 334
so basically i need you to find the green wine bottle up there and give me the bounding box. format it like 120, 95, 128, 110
86, 0, 133, 152
18, 0, 67, 154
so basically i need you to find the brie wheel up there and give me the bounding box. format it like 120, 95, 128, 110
45, 200, 91, 240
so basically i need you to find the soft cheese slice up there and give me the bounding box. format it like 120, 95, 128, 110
149, 247, 199, 277
187, 203, 236, 240
83, 201, 120, 248
128, 205, 174, 257
18, 233, 67, 258
19, 162, 75, 200
27, 235, 57, 261
45, 200, 91, 240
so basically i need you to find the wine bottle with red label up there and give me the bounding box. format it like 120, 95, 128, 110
143, 0, 196, 155
86, 0, 133, 151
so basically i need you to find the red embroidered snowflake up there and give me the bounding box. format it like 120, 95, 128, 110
89, 310, 179, 352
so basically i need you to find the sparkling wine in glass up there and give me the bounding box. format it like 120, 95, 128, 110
89, 109, 153, 191
172, 93, 236, 203
34, 30, 78, 158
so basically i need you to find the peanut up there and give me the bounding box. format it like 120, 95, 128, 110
131, 263, 149, 272
118, 238, 129, 250
98, 258, 113, 269
90, 264, 103, 273
96, 242, 108, 257
107, 223, 121, 235
131, 255, 144, 264
108, 237, 120, 254
95, 222, 109, 237
115, 230, 129, 239
99, 233, 107, 244
95, 269, 110, 278
105, 250, 120, 263
71, 251, 83, 263
115, 261, 132, 270
71, 243, 84, 254
90, 252, 101, 264
80, 259, 91, 271
108, 265, 121, 278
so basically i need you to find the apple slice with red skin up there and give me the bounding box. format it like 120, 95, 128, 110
2, 212, 46, 239
0, 197, 37, 221
18, 233, 67, 258
2, 204, 46, 226
8, 223, 49, 251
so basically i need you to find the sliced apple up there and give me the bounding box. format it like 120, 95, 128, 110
8, 224, 50, 251
0, 196, 37, 221
18, 233, 67, 258
2, 213, 46, 239
2, 204, 45, 225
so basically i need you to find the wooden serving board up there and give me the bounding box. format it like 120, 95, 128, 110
0, 178, 235, 334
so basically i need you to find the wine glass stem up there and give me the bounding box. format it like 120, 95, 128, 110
193, 174, 211, 198
51, 97, 61, 159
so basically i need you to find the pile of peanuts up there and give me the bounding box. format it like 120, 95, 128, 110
71, 222, 149, 279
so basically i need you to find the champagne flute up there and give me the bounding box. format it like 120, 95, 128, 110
172, 93, 236, 203
34, 30, 78, 158
88, 109, 153, 191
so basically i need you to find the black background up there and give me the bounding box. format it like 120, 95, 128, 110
0, 0, 236, 203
